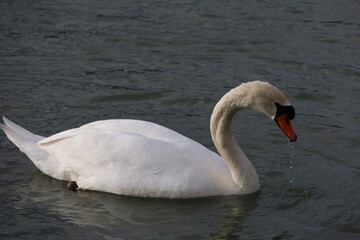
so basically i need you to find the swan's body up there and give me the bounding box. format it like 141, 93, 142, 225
1, 81, 296, 198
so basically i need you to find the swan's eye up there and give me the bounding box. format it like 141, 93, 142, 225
275, 102, 295, 120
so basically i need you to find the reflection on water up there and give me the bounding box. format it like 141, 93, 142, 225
23, 172, 258, 239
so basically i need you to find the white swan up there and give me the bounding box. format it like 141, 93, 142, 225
1, 81, 296, 198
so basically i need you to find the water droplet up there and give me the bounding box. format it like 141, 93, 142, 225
303, 190, 309, 198
288, 142, 296, 168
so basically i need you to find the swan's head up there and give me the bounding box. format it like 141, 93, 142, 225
232, 81, 297, 142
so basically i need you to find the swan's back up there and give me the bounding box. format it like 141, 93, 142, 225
81, 119, 188, 144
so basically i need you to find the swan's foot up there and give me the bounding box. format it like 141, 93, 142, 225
67, 181, 78, 191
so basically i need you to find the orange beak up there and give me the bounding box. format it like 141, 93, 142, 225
275, 114, 297, 142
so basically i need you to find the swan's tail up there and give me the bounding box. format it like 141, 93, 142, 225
0, 117, 44, 148
1, 116, 49, 164
1, 117, 57, 177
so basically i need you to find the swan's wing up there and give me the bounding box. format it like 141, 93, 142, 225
38, 128, 173, 177
37, 127, 223, 196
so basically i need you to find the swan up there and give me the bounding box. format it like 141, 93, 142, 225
0, 81, 297, 198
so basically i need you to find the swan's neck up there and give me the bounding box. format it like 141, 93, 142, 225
210, 90, 260, 194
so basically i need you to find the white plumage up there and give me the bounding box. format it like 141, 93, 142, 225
1, 81, 296, 198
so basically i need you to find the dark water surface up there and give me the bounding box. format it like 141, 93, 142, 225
1, 0, 359, 239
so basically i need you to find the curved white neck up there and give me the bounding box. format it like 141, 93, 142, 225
210, 89, 260, 194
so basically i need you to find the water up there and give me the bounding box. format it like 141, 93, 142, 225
1, 0, 359, 239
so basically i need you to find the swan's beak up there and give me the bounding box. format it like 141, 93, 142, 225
275, 114, 297, 142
